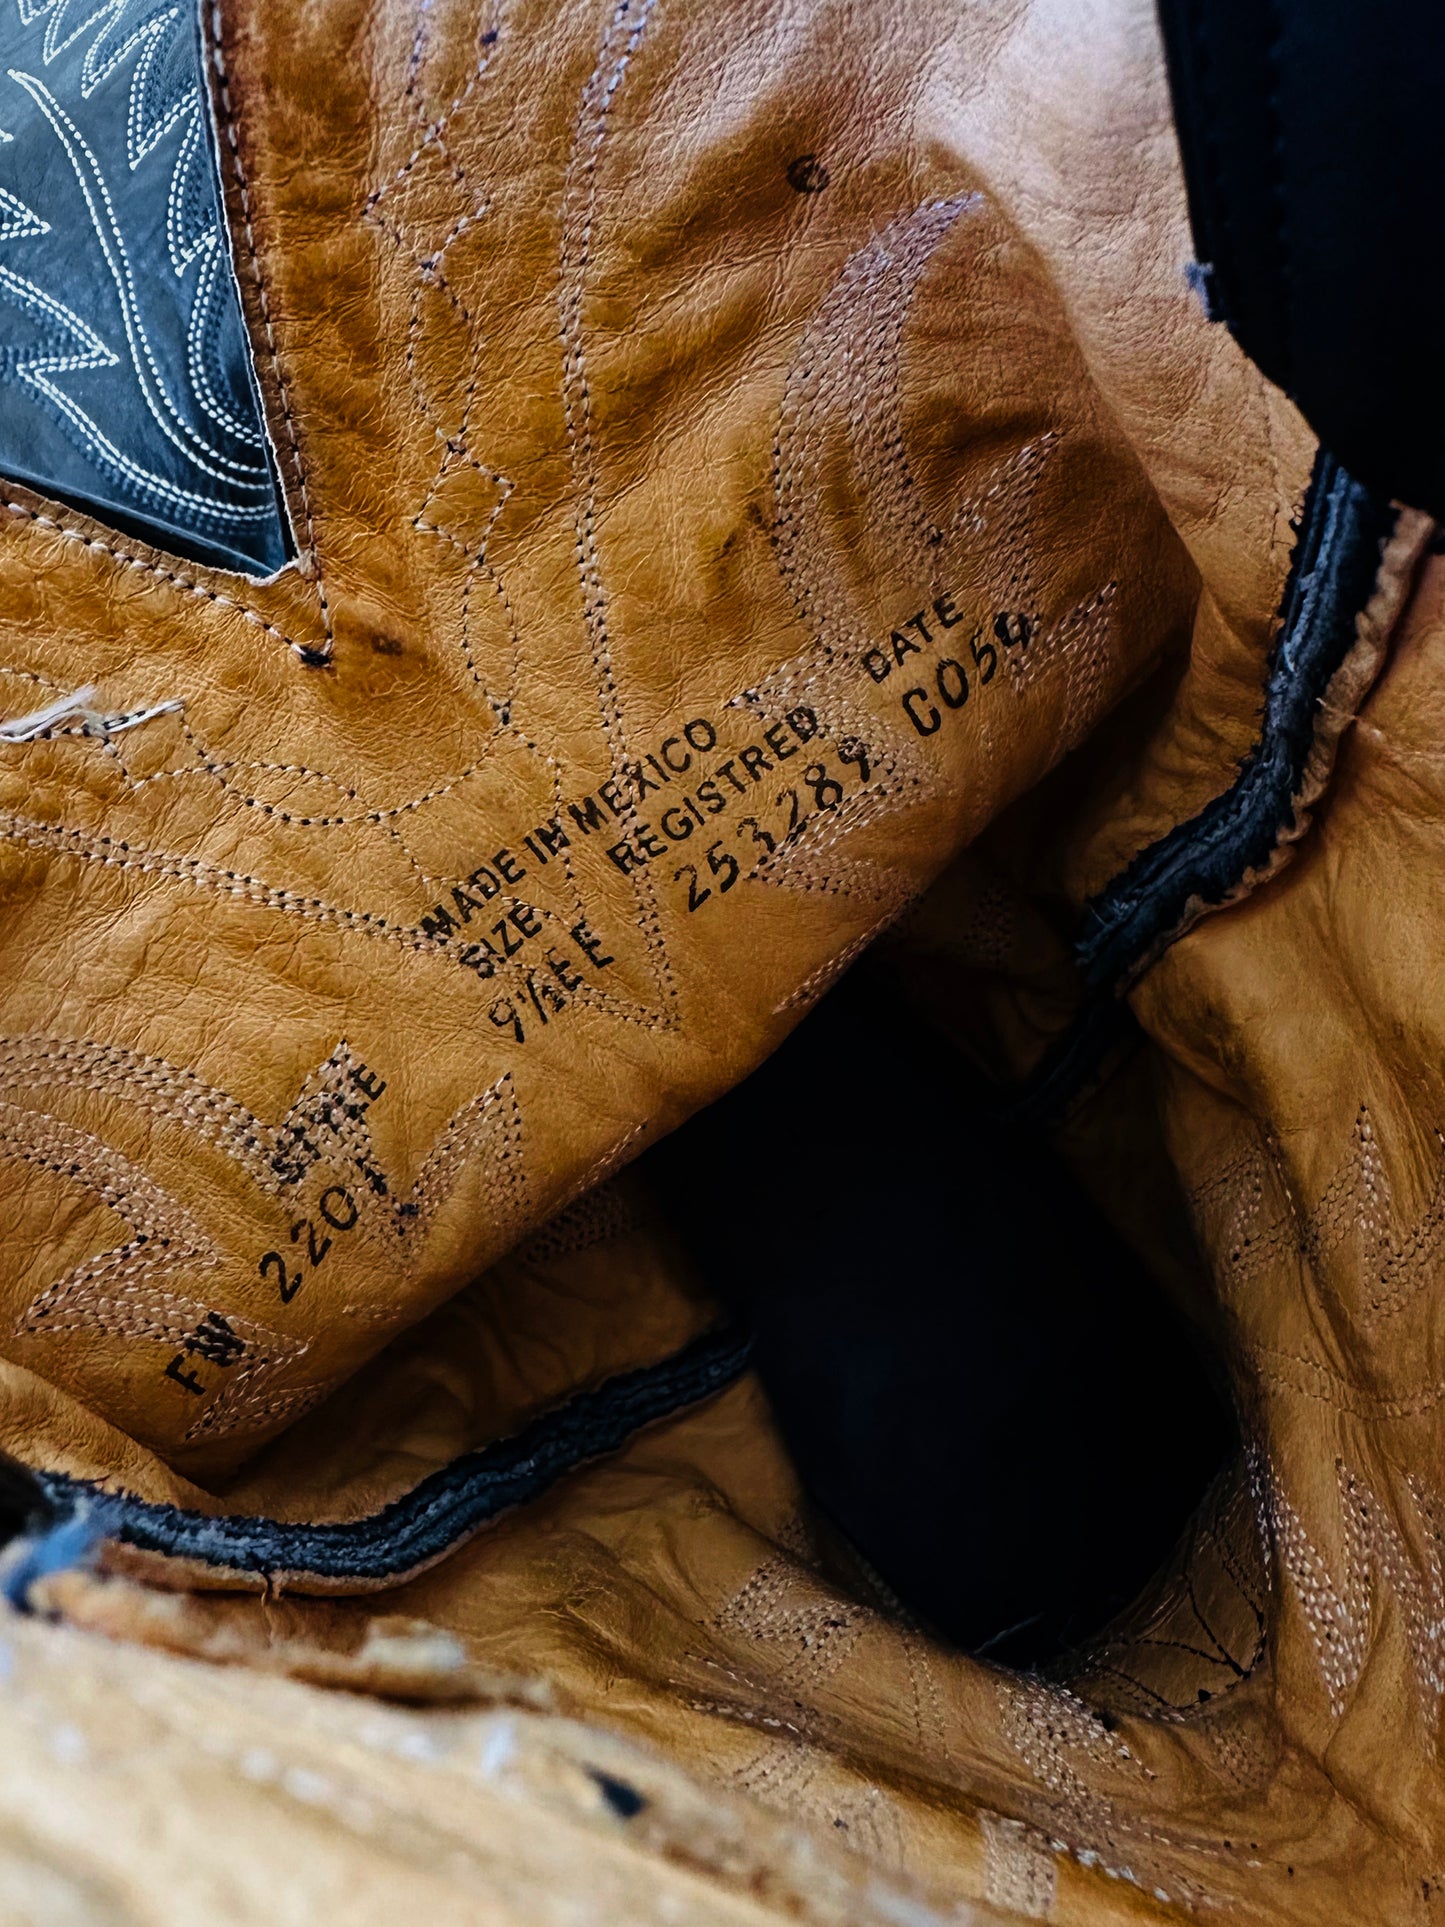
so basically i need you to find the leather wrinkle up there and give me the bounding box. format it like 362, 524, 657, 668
0, 0, 1424, 1920
33, 1320, 752, 1587
1075, 451, 1397, 994
1005, 450, 1409, 1131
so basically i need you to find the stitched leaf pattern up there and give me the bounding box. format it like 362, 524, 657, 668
0, 0, 288, 571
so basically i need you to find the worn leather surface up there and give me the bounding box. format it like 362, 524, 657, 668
0, 0, 1217, 1478
4, 1, 1442, 1925
0, 1596, 1029, 1927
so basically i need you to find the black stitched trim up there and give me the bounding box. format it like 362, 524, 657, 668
36, 1322, 751, 1585
1074, 449, 1396, 994
997, 448, 1396, 1128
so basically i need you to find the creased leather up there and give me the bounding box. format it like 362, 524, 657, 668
0, 0, 1201, 1475
1, 1, 1436, 1925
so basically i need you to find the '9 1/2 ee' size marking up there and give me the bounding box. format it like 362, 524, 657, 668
259, 1183, 360, 1304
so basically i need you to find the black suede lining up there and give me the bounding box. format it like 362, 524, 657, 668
1155, 0, 1445, 519
37, 1323, 751, 1585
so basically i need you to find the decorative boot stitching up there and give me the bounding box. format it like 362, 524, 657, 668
753, 188, 1116, 908
996, 1674, 1221, 1912
1251, 1450, 1445, 1727
0, 1034, 526, 1260
696, 1529, 902, 1859
0, 1095, 314, 1442
0, 1035, 526, 1434
356, 0, 676, 1041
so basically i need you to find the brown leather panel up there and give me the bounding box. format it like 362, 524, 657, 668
0, 0, 1200, 1474
7, 5, 1439, 1923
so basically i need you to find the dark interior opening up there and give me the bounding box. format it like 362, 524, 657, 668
646, 960, 1234, 1669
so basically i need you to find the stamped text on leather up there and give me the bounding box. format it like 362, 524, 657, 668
0, 0, 1193, 1469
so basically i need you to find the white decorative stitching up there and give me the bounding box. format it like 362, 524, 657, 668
0, 680, 181, 740
0, 2, 283, 553
556, 0, 677, 1009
